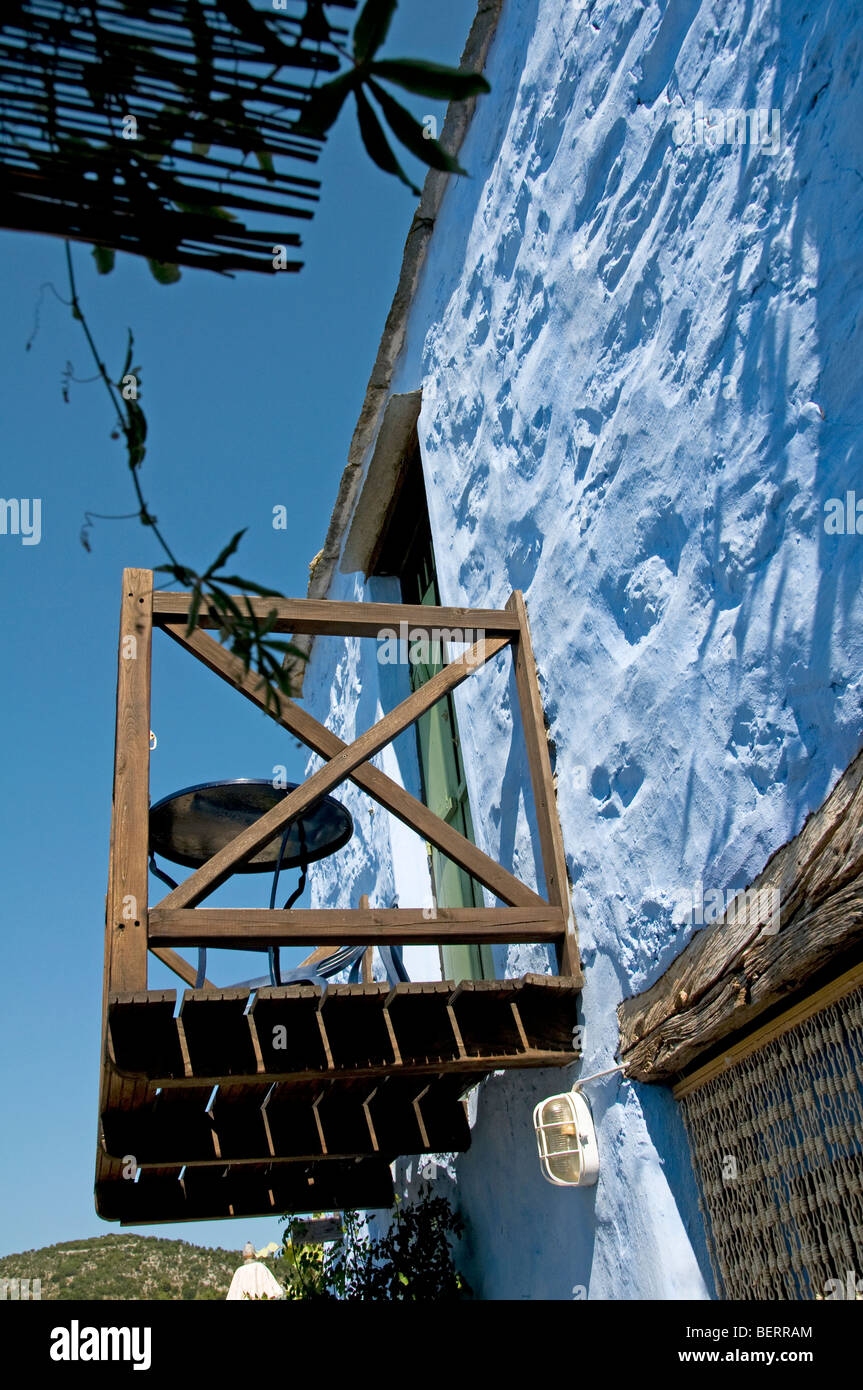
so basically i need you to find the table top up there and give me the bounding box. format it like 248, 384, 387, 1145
148, 778, 353, 872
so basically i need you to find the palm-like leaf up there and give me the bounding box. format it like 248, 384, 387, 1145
369, 80, 468, 176
353, 0, 397, 64
371, 58, 490, 100
354, 86, 419, 195
295, 70, 356, 137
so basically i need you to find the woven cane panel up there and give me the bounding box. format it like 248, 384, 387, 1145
679, 985, 863, 1299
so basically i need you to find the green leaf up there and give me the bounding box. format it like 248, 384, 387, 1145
210, 613, 248, 656
147, 259, 181, 285
92, 245, 116, 275
207, 528, 247, 575
216, 574, 282, 598
354, 87, 420, 195
124, 399, 148, 468
265, 640, 310, 661
122, 329, 135, 379
206, 584, 246, 623
186, 584, 204, 636
295, 70, 356, 137
371, 58, 490, 100
369, 80, 468, 176
241, 593, 262, 625
256, 149, 275, 180
155, 563, 196, 585
353, 0, 397, 64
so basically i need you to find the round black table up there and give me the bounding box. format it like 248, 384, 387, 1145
149, 778, 353, 872
148, 778, 354, 987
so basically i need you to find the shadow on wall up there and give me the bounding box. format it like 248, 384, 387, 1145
689, 0, 863, 848
637, 1080, 717, 1297
448, 1068, 715, 1300
417, 0, 544, 336
449, 1068, 598, 1300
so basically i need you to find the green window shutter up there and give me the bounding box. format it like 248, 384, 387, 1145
407, 554, 493, 983
371, 440, 493, 984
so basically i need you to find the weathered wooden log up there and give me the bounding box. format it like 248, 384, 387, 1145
618, 746, 863, 1081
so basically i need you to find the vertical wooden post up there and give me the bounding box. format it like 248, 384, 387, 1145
506, 591, 582, 982
105, 568, 153, 994
359, 893, 374, 983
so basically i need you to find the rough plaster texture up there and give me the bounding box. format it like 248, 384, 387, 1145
301, 0, 863, 1298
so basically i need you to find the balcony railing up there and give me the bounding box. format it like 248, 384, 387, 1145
96, 568, 582, 1225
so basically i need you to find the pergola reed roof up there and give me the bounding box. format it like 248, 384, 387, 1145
0, 0, 357, 273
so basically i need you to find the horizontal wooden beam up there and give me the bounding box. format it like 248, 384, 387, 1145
153, 593, 520, 638
619, 745, 863, 1081
160, 621, 544, 908
149, 906, 567, 948
672, 956, 863, 1099
117, 1052, 576, 1089
154, 633, 511, 910
95, 1154, 397, 1224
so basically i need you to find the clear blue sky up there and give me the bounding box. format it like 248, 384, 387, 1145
0, 1, 479, 1259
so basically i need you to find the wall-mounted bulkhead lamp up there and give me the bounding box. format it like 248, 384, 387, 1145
533, 1064, 626, 1187
533, 1088, 599, 1187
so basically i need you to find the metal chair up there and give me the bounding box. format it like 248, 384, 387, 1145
233, 897, 410, 992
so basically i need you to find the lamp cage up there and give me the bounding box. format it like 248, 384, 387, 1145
533, 1088, 600, 1187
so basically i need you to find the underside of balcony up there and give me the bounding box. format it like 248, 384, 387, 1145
97, 975, 580, 1223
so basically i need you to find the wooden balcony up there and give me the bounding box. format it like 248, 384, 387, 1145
96, 569, 582, 1224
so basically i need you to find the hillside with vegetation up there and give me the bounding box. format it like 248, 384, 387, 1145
0, 1234, 256, 1300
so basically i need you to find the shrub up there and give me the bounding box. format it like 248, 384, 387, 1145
279, 1193, 469, 1301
